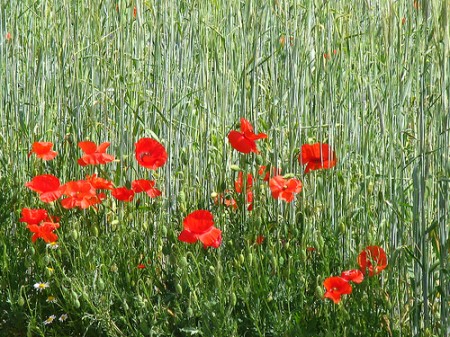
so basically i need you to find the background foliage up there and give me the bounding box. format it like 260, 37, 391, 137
0, 0, 448, 336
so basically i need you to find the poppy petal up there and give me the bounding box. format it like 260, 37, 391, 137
132, 179, 154, 193
19, 208, 49, 225
183, 210, 214, 234
178, 230, 198, 243
341, 269, 364, 284
227, 130, 254, 154
111, 187, 135, 202
145, 188, 162, 198
78, 141, 97, 154
96, 142, 111, 153
199, 227, 222, 248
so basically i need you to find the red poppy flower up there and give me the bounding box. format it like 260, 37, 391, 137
269, 175, 302, 202
227, 118, 267, 154
85, 174, 114, 190
178, 210, 222, 248
258, 166, 281, 182
341, 269, 364, 284
246, 192, 254, 211
235, 172, 254, 210
323, 276, 352, 304
234, 172, 253, 193
131, 179, 162, 198
255, 235, 265, 245
135, 138, 168, 170
19, 208, 49, 225
28, 142, 57, 160
299, 143, 337, 174
137, 264, 145, 269
77, 141, 115, 166
357, 246, 388, 276
61, 180, 105, 209
213, 192, 238, 210
111, 187, 135, 202
25, 174, 63, 203
26, 221, 60, 243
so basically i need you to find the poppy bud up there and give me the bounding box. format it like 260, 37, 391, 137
339, 222, 346, 234
90, 225, 99, 237
211, 192, 218, 198
17, 296, 25, 307
209, 266, 215, 273
137, 295, 146, 308
186, 307, 194, 317
176, 283, 183, 294
71, 290, 78, 301
180, 204, 187, 213
231, 292, 237, 306
82, 290, 89, 301
247, 252, 253, 266
71, 229, 79, 240
97, 278, 105, 291
123, 300, 129, 311
110, 219, 119, 226
299, 249, 306, 261
230, 165, 241, 171
43, 255, 51, 265
239, 254, 245, 264
316, 285, 324, 298
180, 256, 188, 268
272, 256, 278, 269
73, 299, 81, 309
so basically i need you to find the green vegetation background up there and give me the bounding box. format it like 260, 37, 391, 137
0, 1, 448, 336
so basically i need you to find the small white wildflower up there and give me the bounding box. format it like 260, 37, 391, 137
33, 282, 49, 291
46, 242, 59, 250
43, 315, 56, 325
59, 313, 68, 322
46, 296, 57, 303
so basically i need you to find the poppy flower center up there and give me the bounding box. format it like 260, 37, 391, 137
140, 152, 152, 162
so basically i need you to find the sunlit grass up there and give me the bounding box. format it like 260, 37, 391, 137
0, 0, 448, 336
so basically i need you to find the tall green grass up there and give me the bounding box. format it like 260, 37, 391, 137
0, 0, 448, 336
